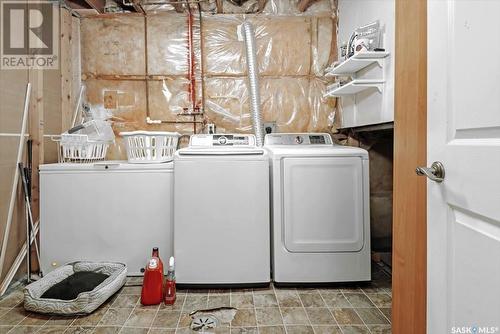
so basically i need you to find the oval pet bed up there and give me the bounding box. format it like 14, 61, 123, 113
24, 261, 127, 315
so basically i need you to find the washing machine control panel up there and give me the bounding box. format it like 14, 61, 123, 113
189, 134, 256, 147
264, 133, 333, 146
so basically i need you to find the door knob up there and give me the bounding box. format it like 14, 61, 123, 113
416, 161, 445, 183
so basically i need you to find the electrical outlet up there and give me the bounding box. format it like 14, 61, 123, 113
207, 123, 216, 134
264, 122, 277, 134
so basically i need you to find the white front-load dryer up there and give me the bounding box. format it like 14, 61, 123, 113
264, 133, 371, 284
174, 134, 270, 287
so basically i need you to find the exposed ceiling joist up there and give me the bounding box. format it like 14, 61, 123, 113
84, 0, 106, 13
129, 0, 145, 13
297, 0, 319, 12
64, 0, 92, 9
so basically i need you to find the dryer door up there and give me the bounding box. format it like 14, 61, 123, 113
282, 157, 365, 253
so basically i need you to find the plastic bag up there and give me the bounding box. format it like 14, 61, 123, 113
354, 20, 381, 52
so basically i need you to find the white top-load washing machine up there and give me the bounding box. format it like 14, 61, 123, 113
265, 133, 371, 284
174, 134, 270, 287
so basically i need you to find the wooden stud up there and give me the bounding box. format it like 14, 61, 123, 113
27, 1, 46, 274
328, 16, 338, 66
60, 8, 73, 132
216, 0, 223, 13
71, 15, 82, 123
27, 68, 43, 273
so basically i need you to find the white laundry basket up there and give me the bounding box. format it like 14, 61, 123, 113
120, 131, 180, 163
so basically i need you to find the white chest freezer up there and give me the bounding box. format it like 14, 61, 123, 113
40, 161, 174, 276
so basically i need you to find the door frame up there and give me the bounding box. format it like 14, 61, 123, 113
393, 0, 427, 333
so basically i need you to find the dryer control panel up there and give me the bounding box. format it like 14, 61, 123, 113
189, 134, 256, 147
264, 133, 333, 146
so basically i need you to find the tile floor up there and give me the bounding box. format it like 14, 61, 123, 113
0, 264, 391, 334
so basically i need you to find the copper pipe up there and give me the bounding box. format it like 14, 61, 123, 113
146, 116, 204, 125
144, 16, 150, 118
197, 1, 205, 111
150, 120, 204, 124
186, 3, 200, 134
187, 5, 196, 111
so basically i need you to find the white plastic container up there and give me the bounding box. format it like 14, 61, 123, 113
120, 131, 180, 164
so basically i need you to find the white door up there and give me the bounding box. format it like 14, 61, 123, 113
427, 1, 500, 333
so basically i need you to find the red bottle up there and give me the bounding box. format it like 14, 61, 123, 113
164, 256, 176, 305
141, 247, 164, 305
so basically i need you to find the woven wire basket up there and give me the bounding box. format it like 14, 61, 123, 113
52, 134, 111, 163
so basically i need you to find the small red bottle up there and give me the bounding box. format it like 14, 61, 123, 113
141, 247, 164, 305
164, 256, 176, 305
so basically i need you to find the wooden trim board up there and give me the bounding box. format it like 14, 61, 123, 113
392, 0, 427, 333
61, 8, 74, 131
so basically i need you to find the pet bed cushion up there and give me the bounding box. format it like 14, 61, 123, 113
41, 271, 110, 300
24, 261, 127, 315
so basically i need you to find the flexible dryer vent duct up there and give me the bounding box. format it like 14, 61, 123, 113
241, 21, 264, 147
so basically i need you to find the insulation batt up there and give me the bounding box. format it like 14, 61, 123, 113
202, 16, 312, 75
81, 16, 146, 76
221, 0, 334, 15
80, 9, 336, 159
